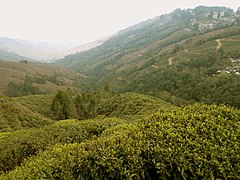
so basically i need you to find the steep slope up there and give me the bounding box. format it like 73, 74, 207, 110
14, 94, 54, 119
57, 6, 238, 73
64, 37, 110, 55
57, 6, 240, 107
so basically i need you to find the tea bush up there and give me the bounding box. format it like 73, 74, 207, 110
1, 104, 239, 179
0, 118, 126, 174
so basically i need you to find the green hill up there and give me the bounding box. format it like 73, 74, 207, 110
97, 92, 172, 118
0, 6, 239, 179
0, 117, 126, 174
0, 104, 239, 179
56, 6, 240, 108
0, 91, 172, 132
14, 94, 54, 118
0, 95, 53, 132
0, 60, 87, 96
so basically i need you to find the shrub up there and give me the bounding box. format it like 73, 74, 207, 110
1, 104, 239, 179
0, 118, 126, 174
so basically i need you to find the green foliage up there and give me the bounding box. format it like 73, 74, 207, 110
0, 118, 126, 174
25, 74, 64, 85
97, 92, 172, 118
14, 94, 54, 118
173, 44, 183, 53
7, 81, 43, 97
75, 93, 96, 120
0, 96, 52, 132
1, 104, 239, 179
55, 6, 240, 109
51, 89, 97, 120
129, 54, 240, 108
51, 89, 76, 120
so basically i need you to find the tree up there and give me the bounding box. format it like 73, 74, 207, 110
7, 81, 42, 97
51, 90, 76, 120
74, 93, 96, 120
173, 44, 183, 53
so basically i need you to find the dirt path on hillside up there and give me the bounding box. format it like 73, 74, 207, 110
215, 39, 222, 52
215, 39, 240, 52
168, 57, 173, 65
166, 38, 240, 66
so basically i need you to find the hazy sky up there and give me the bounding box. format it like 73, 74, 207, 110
0, 0, 239, 45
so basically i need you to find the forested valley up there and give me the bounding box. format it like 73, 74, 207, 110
0, 6, 239, 179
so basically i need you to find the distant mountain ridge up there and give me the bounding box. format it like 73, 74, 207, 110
0, 37, 108, 62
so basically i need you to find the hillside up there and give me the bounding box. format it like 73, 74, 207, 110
0, 49, 30, 62
0, 104, 239, 179
97, 92, 172, 118
0, 60, 87, 96
0, 95, 53, 132
64, 37, 110, 56
56, 6, 240, 107
0, 5, 239, 179
0, 91, 172, 132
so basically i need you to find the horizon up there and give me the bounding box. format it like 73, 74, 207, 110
0, 0, 239, 46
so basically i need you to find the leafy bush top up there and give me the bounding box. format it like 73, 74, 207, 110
1, 104, 239, 179
0, 118, 126, 174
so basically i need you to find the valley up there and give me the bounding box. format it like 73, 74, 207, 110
0, 5, 239, 179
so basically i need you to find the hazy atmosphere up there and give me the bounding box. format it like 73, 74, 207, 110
0, 0, 240, 179
0, 0, 239, 45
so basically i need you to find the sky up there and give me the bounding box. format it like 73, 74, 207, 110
0, 0, 239, 45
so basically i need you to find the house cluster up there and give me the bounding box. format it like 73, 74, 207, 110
217, 58, 240, 76
197, 21, 218, 32
189, 8, 239, 33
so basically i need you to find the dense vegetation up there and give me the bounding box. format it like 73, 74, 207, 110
128, 53, 240, 107
51, 90, 172, 121
56, 6, 240, 109
97, 92, 171, 118
0, 95, 52, 132
0, 6, 240, 179
7, 81, 43, 97
0, 104, 239, 179
0, 91, 170, 132
0, 118, 126, 174
14, 94, 54, 119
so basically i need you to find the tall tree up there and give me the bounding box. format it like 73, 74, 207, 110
74, 93, 96, 120
51, 90, 76, 120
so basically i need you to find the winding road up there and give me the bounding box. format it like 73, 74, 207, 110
215, 39, 240, 52
166, 38, 240, 66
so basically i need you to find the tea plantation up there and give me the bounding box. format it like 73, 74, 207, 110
0, 104, 239, 179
